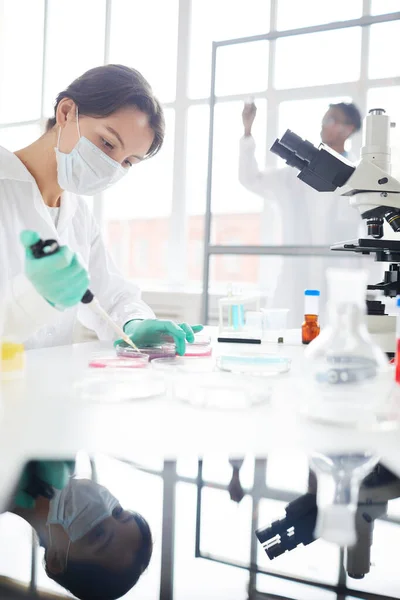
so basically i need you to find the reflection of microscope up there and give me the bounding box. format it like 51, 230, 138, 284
256, 464, 400, 579
270, 109, 400, 354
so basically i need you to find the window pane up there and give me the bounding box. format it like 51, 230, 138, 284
200, 487, 253, 564
266, 451, 309, 494
258, 498, 341, 586
275, 28, 361, 89
368, 21, 400, 80
185, 100, 267, 288
279, 96, 353, 149
189, 0, 270, 98
43, 0, 106, 118
216, 41, 269, 97
0, 124, 42, 151
103, 109, 174, 286
202, 456, 254, 489
0, 0, 44, 123
109, 0, 178, 103
211, 101, 267, 218
277, 0, 362, 30
371, 0, 400, 15
175, 483, 250, 599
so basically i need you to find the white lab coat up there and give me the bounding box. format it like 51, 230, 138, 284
239, 136, 377, 325
0, 145, 154, 348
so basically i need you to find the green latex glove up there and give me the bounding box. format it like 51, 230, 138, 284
20, 230, 89, 309
119, 319, 204, 356
14, 460, 75, 509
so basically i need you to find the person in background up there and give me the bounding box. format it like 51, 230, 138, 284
9, 461, 152, 600
238, 101, 368, 326
0, 64, 202, 352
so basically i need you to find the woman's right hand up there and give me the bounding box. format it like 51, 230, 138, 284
20, 230, 89, 309
242, 102, 257, 137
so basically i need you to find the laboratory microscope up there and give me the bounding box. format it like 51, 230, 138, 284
257, 110, 400, 580
256, 463, 400, 580
270, 108, 400, 355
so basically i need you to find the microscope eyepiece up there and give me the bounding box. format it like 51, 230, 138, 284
270, 140, 308, 171
270, 129, 355, 192
280, 130, 319, 163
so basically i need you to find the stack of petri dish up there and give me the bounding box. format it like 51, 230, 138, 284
75, 351, 165, 402
115, 342, 177, 361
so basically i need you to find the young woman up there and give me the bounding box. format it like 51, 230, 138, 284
11, 460, 152, 599
0, 64, 201, 353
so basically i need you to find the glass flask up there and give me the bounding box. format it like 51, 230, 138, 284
301, 268, 391, 429
309, 452, 379, 546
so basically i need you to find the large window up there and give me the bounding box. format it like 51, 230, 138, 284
0, 0, 399, 301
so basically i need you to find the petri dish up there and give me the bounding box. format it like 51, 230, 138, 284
152, 356, 214, 373
216, 353, 291, 376
88, 353, 149, 369
115, 342, 176, 360
173, 371, 271, 410
184, 333, 213, 357
192, 333, 211, 345
184, 343, 212, 357
75, 370, 165, 403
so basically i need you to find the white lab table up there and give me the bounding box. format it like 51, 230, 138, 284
1, 328, 400, 506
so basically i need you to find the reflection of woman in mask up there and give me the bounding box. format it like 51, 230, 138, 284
10, 461, 152, 600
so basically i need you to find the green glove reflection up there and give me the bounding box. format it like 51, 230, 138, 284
120, 319, 204, 356
20, 230, 89, 309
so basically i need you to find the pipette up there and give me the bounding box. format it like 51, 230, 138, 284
29, 238, 139, 352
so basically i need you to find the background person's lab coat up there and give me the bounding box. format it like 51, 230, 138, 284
239, 136, 377, 326
0, 145, 154, 348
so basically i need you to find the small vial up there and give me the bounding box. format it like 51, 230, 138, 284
1, 339, 26, 380
302, 289, 320, 345
395, 298, 400, 384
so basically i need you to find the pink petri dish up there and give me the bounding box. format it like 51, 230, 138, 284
115, 342, 176, 361
184, 335, 213, 357
88, 353, 149, 369
184, 344, 213, 357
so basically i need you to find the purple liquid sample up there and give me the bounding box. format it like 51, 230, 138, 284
115, 342, 176, 361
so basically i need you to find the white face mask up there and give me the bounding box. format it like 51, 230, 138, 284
54, 108, 127, 196
47, 478, 119, 543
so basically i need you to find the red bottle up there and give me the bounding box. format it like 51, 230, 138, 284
302, 290, 320, 345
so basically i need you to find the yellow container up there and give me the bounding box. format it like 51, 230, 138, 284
1, 340, 26, 380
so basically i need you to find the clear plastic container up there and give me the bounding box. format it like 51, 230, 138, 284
88, 353, 149, 369
216, 353, 291, 376
173, 371, 271, 410
262, 308, 289, 331
115, 342, 176, 360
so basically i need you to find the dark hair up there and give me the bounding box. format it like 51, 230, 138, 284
46, 64, 164, 158
330, 102, 362, 133
45, 512, 153, 600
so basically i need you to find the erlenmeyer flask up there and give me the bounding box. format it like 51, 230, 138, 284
302, 268, 392, 429
309, 452, 379, 546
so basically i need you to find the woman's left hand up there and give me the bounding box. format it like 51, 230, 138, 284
117, 319, 203, 356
